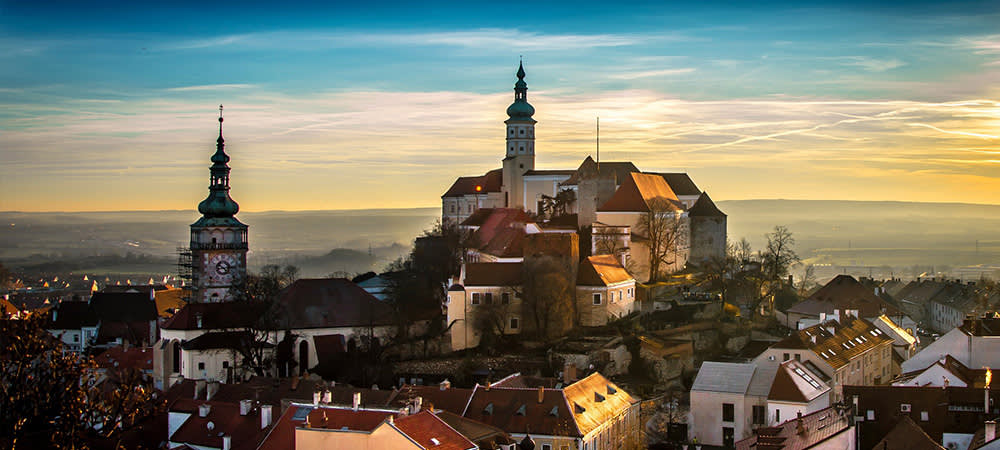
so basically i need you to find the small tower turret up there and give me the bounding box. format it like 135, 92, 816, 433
502, 60, 537, 210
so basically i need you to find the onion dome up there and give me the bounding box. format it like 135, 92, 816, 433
506, 61, 536, 121
198, 105, 240, 218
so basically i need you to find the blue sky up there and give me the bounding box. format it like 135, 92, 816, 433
1, 1, 999, 211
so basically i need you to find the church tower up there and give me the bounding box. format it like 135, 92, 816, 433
189, 106, 248, 303
502, 61, 536, 209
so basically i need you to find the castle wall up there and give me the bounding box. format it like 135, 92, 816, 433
689, 216, 727, 265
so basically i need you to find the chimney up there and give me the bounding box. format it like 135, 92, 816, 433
322, 390, 332, 404
195, 380, 207, 399
485, 381, 491, 391
811, 335, 817, 344
988, 421, 997, 443
222, 435, 231, 450
52, 310, 57, 322
198, 404, 211, 418
874, 287, 879, 296
538, 387, 545, 404
411, 396, 422, 414
846, 309, 858, 319
206, 381, 220, 401
439, 379, 451, 391
313, 390, 321, 406
563, 363, 577, 385
819, 312, 827, 323
240, 399, 252, 416
260, 404, 272, 429
353, 392, 361, 411
832, 310, 841, 324
195, 313, 203, 329
795, 411, 805, 435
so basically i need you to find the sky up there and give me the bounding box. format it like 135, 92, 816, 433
1, 0, 999, 212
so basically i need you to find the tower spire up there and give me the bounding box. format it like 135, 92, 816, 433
218, 104, 224, 142
199, 105, 239, 218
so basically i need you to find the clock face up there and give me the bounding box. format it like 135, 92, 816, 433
208, 254, 237, 283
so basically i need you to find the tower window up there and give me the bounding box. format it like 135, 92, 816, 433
519, 146, 524, 152
520, 129, 525, 135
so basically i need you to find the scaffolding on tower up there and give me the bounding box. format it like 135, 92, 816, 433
175, 246, 194, 302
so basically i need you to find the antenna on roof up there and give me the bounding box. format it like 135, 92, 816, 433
596, 116, 600, 174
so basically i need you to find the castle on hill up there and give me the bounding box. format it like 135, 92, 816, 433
441, 62, 728, 282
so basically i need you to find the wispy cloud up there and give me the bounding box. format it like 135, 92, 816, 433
166, 84, 258, 92
610, 68, 696, 80
839, 56, 907, 72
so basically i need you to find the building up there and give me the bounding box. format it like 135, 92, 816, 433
754, 311, 895, 402
441, 63, 727, 282
767, 360, 832, 426
189, 107, 249, 303
576, 255, 638, 327
734, 406, 856, 450
46, 300, 98, 353
783, 275, 914, 333
892, 354, 988, 388
902, 315, 1000, 374
688, 361, 777, 447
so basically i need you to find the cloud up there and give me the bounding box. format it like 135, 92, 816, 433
609, 68, 696, 80
165, 29, 651, 52
840, 56, 907, 72
166, 84, 258, 92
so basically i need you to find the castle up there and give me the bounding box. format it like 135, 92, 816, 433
442, 63, 728, 350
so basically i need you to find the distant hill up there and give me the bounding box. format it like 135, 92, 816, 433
3, 200, 999, 276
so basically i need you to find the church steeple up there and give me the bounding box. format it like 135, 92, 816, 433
198, 105, 240, 218
506, 60, 535, 121
502, 61, 537, 210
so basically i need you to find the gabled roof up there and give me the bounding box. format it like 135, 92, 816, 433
872, 314, 917, 346
651, 173, 701, 196
154, 288, 187, 318
687, 192, 726, 217
768, 360, 830, 403
562, 372, 638, 436
771, 316, 894, 370
464, 263, 522, 287
895, 354, 986, 387
393, 385, 475, 415
874, 416, 945, 450
463, 208, 532, 258
435, 410, 514, 448
442, 169, 503, 198
181, 331, 274, 351
394, 410, 478, 450
577, 255, 634, 286
275, 278, 396, 329
47, 301, 98, 329
786, 275, 902, 318
162, 302, 265, 330
90, 292, 158, 322
691, 362, 756, 394
170, 401, 272, 450
463, 385, 583, 438
258, 404, 398, 450
598, 172, 684, 213
93, 346, 154, 371
560, 157, 640, 186
735, 406, 852, 450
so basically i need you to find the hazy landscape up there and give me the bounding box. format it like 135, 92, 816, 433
3, 199, 999, 279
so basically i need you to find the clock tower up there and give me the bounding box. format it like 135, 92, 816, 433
189, 106, 248, 303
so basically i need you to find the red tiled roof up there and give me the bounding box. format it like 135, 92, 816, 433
874, 415, 945, 450
394, 410, 477, 450
767, 360, 830, 403
735, 406, 852, 450
276, 278, 396, 329
257, 404, 397, 450
577, 255, 633, 286
162, 302, 264, 330
393, 385, 475, 415
442, 169, 503, 198
598, 172, 684, 212
464, 208, 532, 258
463, 385, 583, 438
771, 316, 894, 370
170, 401, 271, 450
464, 263, 523, 287
94, 346, 154, 371
786, 275, 902, 318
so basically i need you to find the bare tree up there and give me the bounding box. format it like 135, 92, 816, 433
635, 198, 688, 282
796, 264, 818, 297
732, 237, 754, 272
228, 264, 299, 378
522, 256, 576, 341
762, 226, 799, 288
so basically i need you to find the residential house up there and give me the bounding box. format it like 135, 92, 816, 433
870, 313, 919, 374
46, 300, 99, 353
902, 315, 1000, 373
767, 359, 832, 426
893, 355, 988, 388
754, 311, 895, 402
783, 275, 914, 334
735, 406, 856, 450
688, 361, 777, 447
576, 255, 637, 327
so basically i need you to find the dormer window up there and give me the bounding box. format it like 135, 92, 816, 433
483, 403, 494, 415
516, 404, 526, 416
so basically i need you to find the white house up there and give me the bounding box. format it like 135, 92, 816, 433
689, 361, 778, 447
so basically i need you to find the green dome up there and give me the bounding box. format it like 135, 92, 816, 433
507, 101, 535, 119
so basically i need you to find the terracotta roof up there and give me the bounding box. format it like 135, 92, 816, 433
463, 208, 532, 258
164, 377, 380, 409
258, 404, 397, 450
463, 263, 522, 287
577, 255, 633, 286
94, 346, 154, 371
47, 301, 98, 329
435, 410, 515, 447
394, 410, 478, 450
786, 275, 902, 317
598, 172, 684, 212
560, 156, 640, 186
442, 169, 503, 198
562, 372, 638, 436
687, 192, 726, 217
275, 278, 396, 329
181, 331, 274, 351
392, 385, 475, 415
653, 173, 701, 196
735, 406, 852, 450
771, 316, 893, 370
162, 302, 264, 330
491, 374, 562, 389
169, 401, 272, 450
463, 385, 583, 438
874, 416, 945, 450
767, 360, 830, 403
